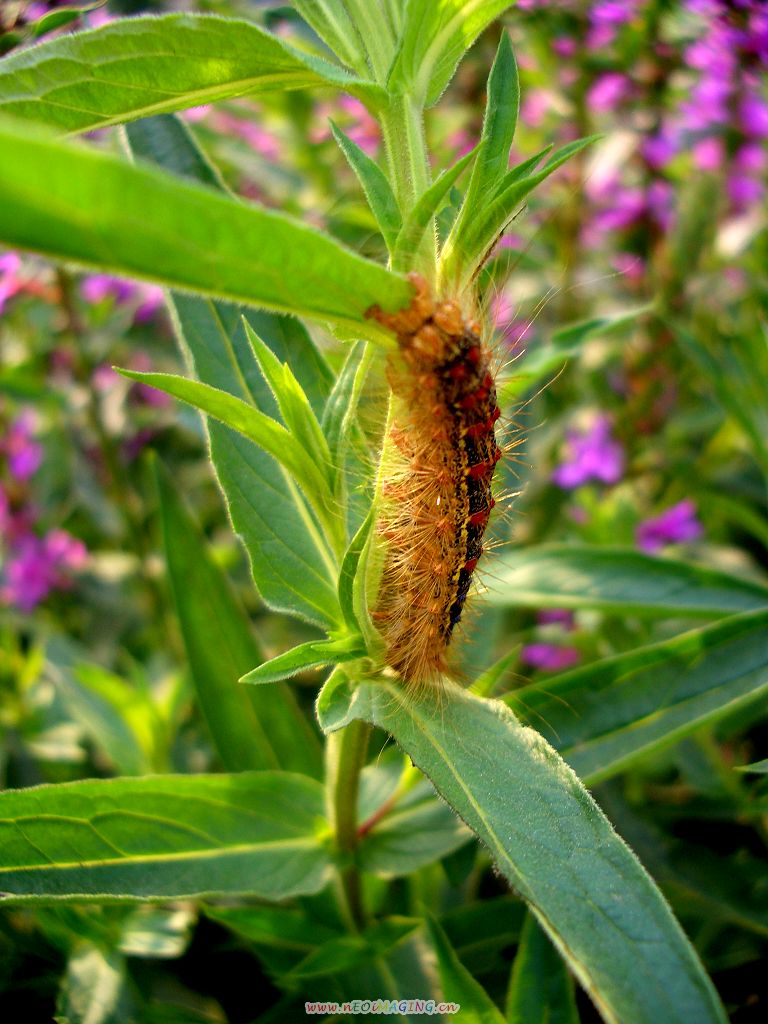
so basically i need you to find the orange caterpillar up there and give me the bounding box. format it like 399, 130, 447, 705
366, 274, 502, 685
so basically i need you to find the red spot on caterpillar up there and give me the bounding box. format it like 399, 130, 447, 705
365, 273, 503, 686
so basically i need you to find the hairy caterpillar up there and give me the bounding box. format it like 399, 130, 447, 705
366, 274, 502, 686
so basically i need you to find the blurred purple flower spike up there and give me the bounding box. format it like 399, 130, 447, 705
1, 529, 87, 613
636, 500, 703, 553
552, 414, 625, 489
3, 410, 43, 482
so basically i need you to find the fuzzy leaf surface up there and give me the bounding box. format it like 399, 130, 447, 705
317, 676, 727, 1024
388, 0, 516, 106
0, 774, 331, 903
0, 119, 411, 334
487, 546, 768, 616
0, 14, 383, 133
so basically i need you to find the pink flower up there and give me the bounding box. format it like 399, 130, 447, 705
692, 136, 725, 171
338, 96, 379, 156
552, 414, 625, 489
522, 643, 581, 673
636, 500, 703, 553
587, 72, 631, 113
0, 252, 24, 314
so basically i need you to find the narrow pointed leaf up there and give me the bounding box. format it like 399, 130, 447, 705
486, 546, 768, 616
508, 609, 768, 785
244, 320, 334, 497
156, 461, 322, 776
240, 637, 366, 685
0, 14, 384, 134
451, 136, 600, 287
331, 121, 401, 250
338, 507, 376, 631
119, 370, 336, 535
0, 774, 332, 903
0, 119, 412, 335
318, 676, 727, 1024
455, 33, 518, 244
392, 145, 478, 270
291, 0, 369, 76
388, 0, 516, 106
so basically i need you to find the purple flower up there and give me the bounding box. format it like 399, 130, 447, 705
2, 410, 43, 481
636, 500, 703, 553
1, 529, 87, 613
538, 609, 575, 627
552, 414, 625, 489
81, 274, 136, 305
522, 643, 581, 673
133, 284, 165, 324
740, 93, 768, 138
728, 172, 764, 208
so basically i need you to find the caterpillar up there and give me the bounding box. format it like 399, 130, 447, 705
366, 274, 502, 686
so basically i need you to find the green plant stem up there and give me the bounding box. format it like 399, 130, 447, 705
379, 93, 436, 277
325, 718, 371, 930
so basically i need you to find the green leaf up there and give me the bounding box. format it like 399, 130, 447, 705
471, 645, 520, 698
120, 369, 339, 552
204, 903, 341, 977
319, 676, 727, 1024
357, 776, 471, 877
486, 545, 768, 616
506, 912, 578, 1024
444, 136, 600, 289
29, 3, 104, 40
330, 121, 401, 251
0, 118, 412, 337
735, 758, 768, 774
509, 609, 768, 784
291, 0, 369, 76
45, 638, 156, 776
425, 916, 506, 1023
240, 636, 366, 685
280, 917, 420, 983
338, 506, 376, 632
453, 33, 518, 249
0, 14, 384, 134
156, 461, 322, 776
171, 300, 342, 628
243, 320, 335, 498
124, 116, 341, 628
388, 0, 516, 107
392, 144, 478, 271
0, 773, 331, 903
124, 113, 224, 190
